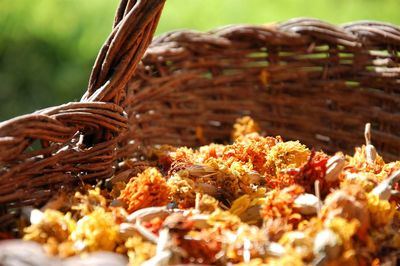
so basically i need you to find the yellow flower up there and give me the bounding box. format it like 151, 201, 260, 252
376, 161, 400, 181
325, 217, 359, 243
346, 145, 385, 173
125, 235, 156, 266
324, 216, 359, 259
197, 193, 219, 213
232, 116, 261, 140
208, 209, 242, 231
341, 172, 377, 192
264, 141, 311, 189
265, 252, 305, 266
71, 208, 119, 252
234, 258, 267, 266
229, 188, 266, 223
24, 209, 76, 244
23, 209, 76, 256
267, 141, 311, 171
72, 187, 108, 216
167, 172, 197, 208
367, 193, 396, 227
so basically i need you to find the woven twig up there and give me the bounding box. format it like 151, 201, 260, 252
0, 0, 165, 233
118, 18, 400, 163
84, 0, 165, 104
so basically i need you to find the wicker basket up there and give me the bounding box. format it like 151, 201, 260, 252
1, 0, 400, 237
0, 0, 166, 233
124, 19, 400, 158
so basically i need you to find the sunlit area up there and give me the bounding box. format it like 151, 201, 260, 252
1, 0, 399, 121
1, 1, 400, 265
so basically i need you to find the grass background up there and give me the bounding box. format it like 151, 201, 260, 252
1, 0, 400, 121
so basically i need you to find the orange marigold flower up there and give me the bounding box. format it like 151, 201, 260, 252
163, 213, 223, 264
296, 151, 331, 195
261, 185, 304, 225
346, 145, 385, 174
171, 147, 196, 164
119, 168, 170, 213
177, 230, 222, 265
223, 134, 281, 174
197, 143, 225, 162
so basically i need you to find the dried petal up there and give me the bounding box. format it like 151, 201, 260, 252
293, 193, 321, 215
371, 169, 400, 200
325, 154, 345, 183
119, 168, 170, 213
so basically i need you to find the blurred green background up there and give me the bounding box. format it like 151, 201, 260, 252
1, 0, 400, 121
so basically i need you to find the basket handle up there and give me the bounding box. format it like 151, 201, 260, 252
82, 0, 166, 104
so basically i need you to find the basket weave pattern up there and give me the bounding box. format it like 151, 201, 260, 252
0, 0, 166, 232
120, 19, 400, 162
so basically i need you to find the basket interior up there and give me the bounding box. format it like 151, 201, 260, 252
121, 23, 400, 161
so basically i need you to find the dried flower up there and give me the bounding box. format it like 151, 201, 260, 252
71, 208, 119, 253
267, 141, 311, 171
341, 171, 378, 192
323, 217, 359, 265
161, 212, 222, 264
125, 234, 156, 266
265, 252, 305, 266
229, 188, 266, 224
196, 193, 219, 213
167, 172, 197, 208
71, 187, 108, 217
223, 134, 281, 175
367, 193, 396, 227
19, 117, 400, 265
224, 224, 268, 263
296, 151, 331, 193
232, 116, 261, 141
178, 229, 222, 264
23, 209, 76, 256
279, 231, 313, 261
119, 168, 170, 213
265, 141, 311, 189
207, 209, 242, 231
261, 185, 305, 225
347, 145, 385, 174
321, 185, 370, 237
170, 147, 196, 164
